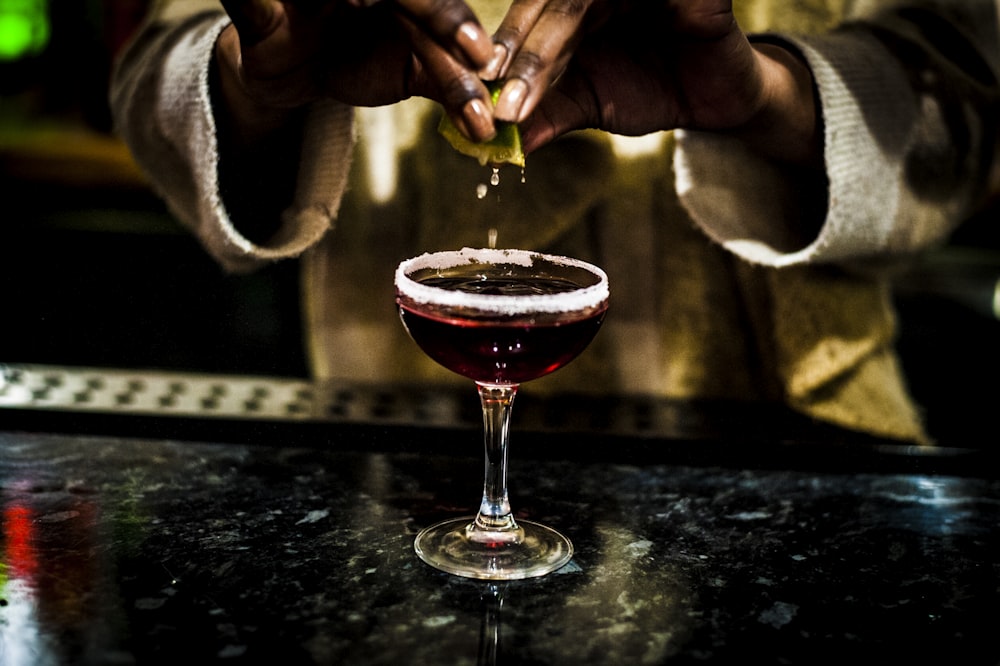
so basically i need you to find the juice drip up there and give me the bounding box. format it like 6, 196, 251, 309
475, 167, 501, 199
475, 165, 528, 247
488, 167, 500, 247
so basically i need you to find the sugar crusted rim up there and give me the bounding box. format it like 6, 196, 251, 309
395, 248, 609, 315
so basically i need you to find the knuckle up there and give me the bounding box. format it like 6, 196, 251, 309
509, 49, 548, 79
440, 72, 482, 104
419, 0, 473, 31
493, 26, 525, 52
544, 0, 590, 21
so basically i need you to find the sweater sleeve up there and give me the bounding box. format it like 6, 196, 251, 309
109, 1, 356, 273
674, 1, 1000, 269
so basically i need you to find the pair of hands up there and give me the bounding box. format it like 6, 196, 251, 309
216, 0, 819, 163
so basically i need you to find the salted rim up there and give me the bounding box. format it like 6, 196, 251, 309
395, 247, 609, 315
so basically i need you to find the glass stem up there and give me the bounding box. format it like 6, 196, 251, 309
471, 383, 522, 541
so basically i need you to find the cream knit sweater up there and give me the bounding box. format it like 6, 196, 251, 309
111, 0, 1000, 444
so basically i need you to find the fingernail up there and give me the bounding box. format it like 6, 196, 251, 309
455, 22, 492, 67
494, 78, 528, 122
464, 97, 496, 142
480, 43, 508, 81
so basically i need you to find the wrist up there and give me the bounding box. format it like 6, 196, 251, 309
211, 25, 306, 243
213, 25, 297, 147
730, 41, 823, 167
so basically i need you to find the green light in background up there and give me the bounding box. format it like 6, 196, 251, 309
0, 0, 49, 61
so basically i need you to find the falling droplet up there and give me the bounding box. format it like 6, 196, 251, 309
490, 167, 500, 187
520, 167, 526, 184
476, 183, 489, 200
488, 227, 498, 249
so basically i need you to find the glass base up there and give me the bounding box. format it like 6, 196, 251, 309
414, 517, 574, 580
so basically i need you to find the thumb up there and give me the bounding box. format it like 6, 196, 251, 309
219, 0, 281, 47
518, 72, 594, 153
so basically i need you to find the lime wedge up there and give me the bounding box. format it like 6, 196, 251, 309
438, 82, 525, 168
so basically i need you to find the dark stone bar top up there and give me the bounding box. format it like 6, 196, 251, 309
1, 364, 999, 664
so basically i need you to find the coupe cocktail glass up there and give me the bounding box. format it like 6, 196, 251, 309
395, 247, 609, 579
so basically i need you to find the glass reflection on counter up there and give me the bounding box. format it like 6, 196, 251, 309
476, 583, 502, 666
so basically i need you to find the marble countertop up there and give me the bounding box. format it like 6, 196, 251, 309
1, 416, 998, 665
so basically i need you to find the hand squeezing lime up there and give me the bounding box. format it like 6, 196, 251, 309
438, 81, 525, 168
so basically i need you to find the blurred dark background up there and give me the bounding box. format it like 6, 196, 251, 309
1, 0, 309, 379
0, 1, 997, 445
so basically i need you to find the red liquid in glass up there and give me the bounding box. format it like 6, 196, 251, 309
398, 275, 607, 385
